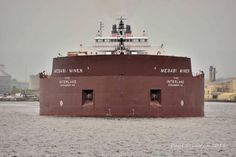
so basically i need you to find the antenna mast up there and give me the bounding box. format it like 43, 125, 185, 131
98, 21, 104, 37
116, 16, 128, 54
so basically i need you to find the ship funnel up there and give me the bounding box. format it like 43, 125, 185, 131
125, 25, 131, 34
112, 24, 118, 37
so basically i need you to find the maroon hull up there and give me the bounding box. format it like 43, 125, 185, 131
40, 55, 204, 117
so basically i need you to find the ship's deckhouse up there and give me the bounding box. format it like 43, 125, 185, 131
93, 18, 150, 54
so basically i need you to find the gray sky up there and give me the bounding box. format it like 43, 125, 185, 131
0, 0, 236, 81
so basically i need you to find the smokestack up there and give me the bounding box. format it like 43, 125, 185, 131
213, 67, 216, 81
209, 66, 216, 82
112, 24, 118, 36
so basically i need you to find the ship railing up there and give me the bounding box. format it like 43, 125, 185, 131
94, 43, 150, 47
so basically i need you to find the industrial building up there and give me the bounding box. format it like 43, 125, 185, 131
205, 66, 236, 101
11, 79, 28, 90
29, 74, 39, 90
0, 64, 11, 94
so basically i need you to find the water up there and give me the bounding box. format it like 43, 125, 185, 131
0, 102, 235, 157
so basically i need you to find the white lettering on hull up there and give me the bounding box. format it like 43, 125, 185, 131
160, 68, 190, 74
160, 68, 177, 73
59, 78, 77, 87
166, 77, 184, 87
54, 69, 67, 73
69, 68, 83, 73
179, 69, 190, 73
54, 68, 83, 74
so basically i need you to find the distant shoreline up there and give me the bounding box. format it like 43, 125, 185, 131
205, 100, 236, 103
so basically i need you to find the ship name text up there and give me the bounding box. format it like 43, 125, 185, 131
160, 68, 190, 74
54, 68, 83, 74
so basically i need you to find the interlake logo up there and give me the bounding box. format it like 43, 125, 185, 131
59, 79, 77, 87
166, 77, 184, 87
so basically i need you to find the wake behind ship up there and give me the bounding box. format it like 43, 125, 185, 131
40, 17, 204, 117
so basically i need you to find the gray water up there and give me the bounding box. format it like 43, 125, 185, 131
0, 102, 235, 157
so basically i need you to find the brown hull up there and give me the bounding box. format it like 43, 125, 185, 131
40, 55, 204, 117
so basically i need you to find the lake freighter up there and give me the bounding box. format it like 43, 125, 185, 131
40, 17, 204, 117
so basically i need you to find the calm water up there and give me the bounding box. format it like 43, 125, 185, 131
0, 102, 235, 157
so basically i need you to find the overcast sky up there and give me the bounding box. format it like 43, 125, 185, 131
0, 0, 236, 81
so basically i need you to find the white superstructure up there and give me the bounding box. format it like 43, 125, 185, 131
93, 17, 150, 55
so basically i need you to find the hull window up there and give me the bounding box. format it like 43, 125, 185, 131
150, 89, 161, 108
82, 89, 94, 110
150, 89, 161, 102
